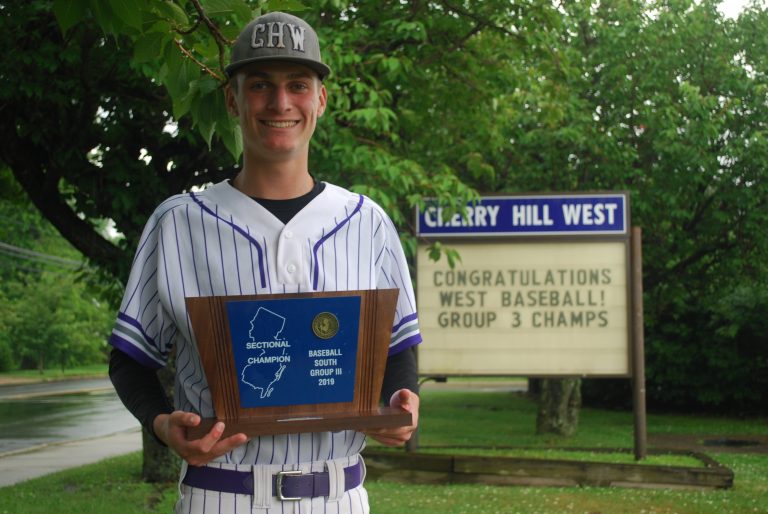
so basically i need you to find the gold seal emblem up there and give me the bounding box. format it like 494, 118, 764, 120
312, 312, 339, 339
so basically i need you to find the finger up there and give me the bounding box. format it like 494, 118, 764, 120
169, 411, 201, 428
185, 421, 226, 454
389, 389, 409, 408
391, 389, 419, 412
397, 389, 413, 404
369, 432, 410, 446
364, 427, 413, 441
208, 432, 249, 456
184, 432, 248, 465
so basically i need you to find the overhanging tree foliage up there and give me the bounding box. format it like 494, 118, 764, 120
1, 1, 240, 286
2, 0, 767, 440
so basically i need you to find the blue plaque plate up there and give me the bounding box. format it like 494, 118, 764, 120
226, 296, 360, 408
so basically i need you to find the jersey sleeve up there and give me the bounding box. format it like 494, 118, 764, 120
108, 208, 177, 369
375, 209, 423, 355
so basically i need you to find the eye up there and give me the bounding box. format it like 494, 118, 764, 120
247, 80, 270, 91
289, 81, 310, 92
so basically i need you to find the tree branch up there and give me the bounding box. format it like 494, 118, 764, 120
174, 38, 224, 81
1, 136, 125, 279
189, 0, 232, 72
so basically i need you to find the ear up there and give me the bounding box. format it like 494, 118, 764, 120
316, 84, 328, 118
225, 83, 239, 117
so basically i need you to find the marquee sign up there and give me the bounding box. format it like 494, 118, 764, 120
416, 192, 634, 377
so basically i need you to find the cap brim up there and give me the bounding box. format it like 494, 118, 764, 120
225, 56, 331, 80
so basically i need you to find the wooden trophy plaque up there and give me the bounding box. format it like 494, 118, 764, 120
185, 289, 411, 438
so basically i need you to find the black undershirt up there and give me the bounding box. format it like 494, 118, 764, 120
109, 181, 418, 440
250, 179, 325, 224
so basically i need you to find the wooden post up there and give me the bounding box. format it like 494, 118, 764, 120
631, 227, 647, 460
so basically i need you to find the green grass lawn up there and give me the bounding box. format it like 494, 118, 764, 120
0, 364, 108, 383
408, 390, 768, 447
414, 447, 705, 467
0, 453, 177, 514
1, 389, 767, 513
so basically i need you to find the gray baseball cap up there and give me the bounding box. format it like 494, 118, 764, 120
225, 11, 331, 80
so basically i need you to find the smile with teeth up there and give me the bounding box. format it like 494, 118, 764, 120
262, 120, 299, 128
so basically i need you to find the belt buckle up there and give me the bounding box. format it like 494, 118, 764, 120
275, 470, 304, 501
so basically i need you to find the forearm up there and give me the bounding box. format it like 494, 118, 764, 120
381, 346, 418, 403
108, 347, 173, 442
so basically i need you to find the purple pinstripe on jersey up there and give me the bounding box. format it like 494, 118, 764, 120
190, 191, 267, 289
312, 194, 364, 290
184, 206, 202, 296
199, 203, 214, 296
213, 205, 228, 296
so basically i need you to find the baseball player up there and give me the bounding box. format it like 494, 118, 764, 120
108, 10, 421, 513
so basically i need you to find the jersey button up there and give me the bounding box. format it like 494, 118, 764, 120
283, 230, 294, 239
286, 264, 296, 274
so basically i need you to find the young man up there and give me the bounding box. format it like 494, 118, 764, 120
108, 11, 421, 513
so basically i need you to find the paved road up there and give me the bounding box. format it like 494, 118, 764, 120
0, 429, 142, 487
0, 377, 114, 399
0, 378, 142, 487
0, 378, 139, 455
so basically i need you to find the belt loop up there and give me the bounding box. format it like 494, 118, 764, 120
177, 461, 189, 502
326, 458, 347, 502
252, 464, 272, 509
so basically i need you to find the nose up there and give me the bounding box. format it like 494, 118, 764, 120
268, 86, 290, 112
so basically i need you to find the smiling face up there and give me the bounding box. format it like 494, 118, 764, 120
226, 61, 327, 166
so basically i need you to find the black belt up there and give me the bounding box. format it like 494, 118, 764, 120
182, 461, 363, 501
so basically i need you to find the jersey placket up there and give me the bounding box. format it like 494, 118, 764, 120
275, 226, 306, 286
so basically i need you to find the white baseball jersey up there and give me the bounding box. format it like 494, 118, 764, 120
109, 179, 421, 512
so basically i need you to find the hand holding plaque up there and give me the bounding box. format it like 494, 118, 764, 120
185, 289, 411, 438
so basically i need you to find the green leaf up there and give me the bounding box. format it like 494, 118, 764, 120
232, 0, 255, 22
445, 248, 462, 269
161, 39, 200, 118
133, 31, 169, 64
193, 88, 228, 147
266, 0, 307, 12
156, 0, 190, 27
88, 0, 118, 35
203, 0, 234, 15
107, 0, 143, 30
52, 0, 89, 34
220, 118, 243, 160
427, 242, 442, 262
171, 88, 194, 120
203, 0, 252, 20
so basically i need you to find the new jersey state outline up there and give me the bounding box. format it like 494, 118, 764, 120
240, 307, 291, 399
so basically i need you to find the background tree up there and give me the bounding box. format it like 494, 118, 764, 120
2, 0, 767, 469
538, 0, 768, 414
470, 0, 768, 423
0, 168, 114, 372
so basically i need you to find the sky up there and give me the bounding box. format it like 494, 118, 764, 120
718, 0, 751, 17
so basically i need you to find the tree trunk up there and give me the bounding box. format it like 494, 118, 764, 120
536, 378, 582, 437
141, 427, 180, 483
141, 351, 180, 483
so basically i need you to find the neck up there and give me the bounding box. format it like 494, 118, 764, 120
233, 159, 314, 200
